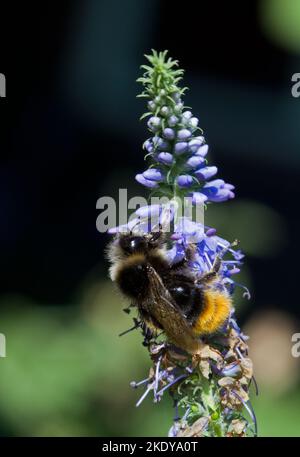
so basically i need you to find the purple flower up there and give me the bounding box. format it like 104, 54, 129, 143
206, 227, 217, 237
188, 117, 199, 129
189, 191, 208, 205
194, 144, 208, 157
194, 166, 218, 181
203, 179, 224, 191
182, 111, 192, 120
143, 168, 164, 182
147, 116, 161, 131
188, 137, 205, 153
202, 179, 235, 202
157, 152, 174, 165
177, 129, 192, 140
225, 267, 241, 277
186, 156, 206, 169
152, 136, 169, 150
135, 174, 159, 188
174, 142, 188, 155
211, 189, 235, 202
212, 362, 242, 378
177, 175, 193, 188
153, 215, 243, 280
168, 115, 179, 127
143, 139, 154, 153
163, 128, 176, 140
171, 217, 205, 247
135, 205, 161, 218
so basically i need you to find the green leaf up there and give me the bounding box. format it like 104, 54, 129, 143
139, 112, 152, 120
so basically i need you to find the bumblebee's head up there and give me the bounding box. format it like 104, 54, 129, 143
119, 234, 148, 255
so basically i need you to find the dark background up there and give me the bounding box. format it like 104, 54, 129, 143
0, 0, 299, 437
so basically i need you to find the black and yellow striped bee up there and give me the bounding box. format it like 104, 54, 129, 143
108, 229, 231, 354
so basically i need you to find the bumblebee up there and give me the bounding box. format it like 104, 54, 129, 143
108, 229, 232, 354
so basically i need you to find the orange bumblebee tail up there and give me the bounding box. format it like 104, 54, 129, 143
192, 289, 232, 336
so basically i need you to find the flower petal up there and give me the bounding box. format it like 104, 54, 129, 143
190, 192, 208, 205
194, 144, 208, 157
143, 168, 164, 182
194, 166, 218, 181
186, 155, 205, 169
157, 152, 174, 165
177, 175, 193, 187
174, 142, 188, 155
135, 173, 159, 188
177, 129, 192, 140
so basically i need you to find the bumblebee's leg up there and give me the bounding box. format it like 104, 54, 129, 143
196, 264, 219, 286
139, 308, 163, 332
196, 254, 222, 285
118, 317, 141, 337
139, 308, 163, 346
169, 244, 197, 272
169, 257, 187, 272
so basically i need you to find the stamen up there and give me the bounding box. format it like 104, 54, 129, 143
204, 252, 213, 269
222, 260, 242, 265
154, 356, 162, 398
130, 378, 150, 388
156, 374, 187, 396
136, 383, 154, 407
235, 346, 245, 360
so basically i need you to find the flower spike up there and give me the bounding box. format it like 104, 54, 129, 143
107, 50, 255, 437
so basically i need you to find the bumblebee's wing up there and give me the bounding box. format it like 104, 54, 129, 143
144, 265, 202, 354
144, 265, 181, 319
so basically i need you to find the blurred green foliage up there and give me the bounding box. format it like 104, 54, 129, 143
260, 0, 300, 53
0, 288, 173, 436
